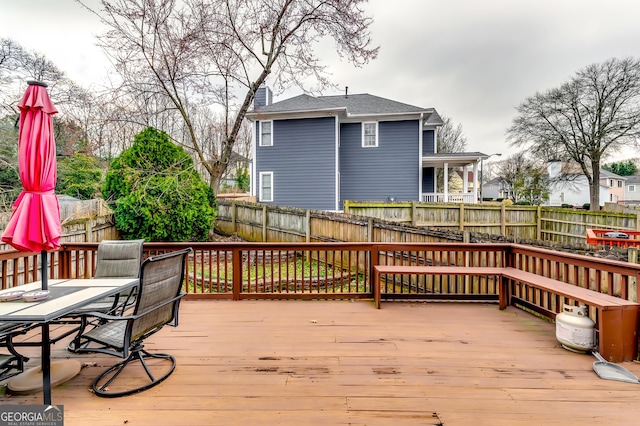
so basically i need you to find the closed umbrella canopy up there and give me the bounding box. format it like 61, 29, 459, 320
1, 81, 61, 279
0, 81, 63, 405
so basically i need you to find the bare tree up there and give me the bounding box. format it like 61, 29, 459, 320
497, 152, 548, 204
83, 0, 378, 190
508, 57, 640, 210
437, 115, 467, 153
435, 114, 467, 192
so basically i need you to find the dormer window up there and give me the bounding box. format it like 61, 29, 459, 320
362, 122, 378, 147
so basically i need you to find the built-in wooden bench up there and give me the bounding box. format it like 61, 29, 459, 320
372, 265, 505, 310
372, 265, 640, 362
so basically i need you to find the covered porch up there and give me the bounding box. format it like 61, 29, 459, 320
421, 152, 491, 204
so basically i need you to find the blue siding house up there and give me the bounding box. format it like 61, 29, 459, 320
247, 87, 489, 211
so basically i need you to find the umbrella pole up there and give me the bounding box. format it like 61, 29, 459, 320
42, 323, 51, 405
41, 250, 51, 404
41, 250, 48, 290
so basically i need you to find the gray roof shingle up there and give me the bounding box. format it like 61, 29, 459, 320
252, 93, 438, 118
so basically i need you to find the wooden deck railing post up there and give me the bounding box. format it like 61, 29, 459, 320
232, 247, 242, 301
370, 245, 379, 299
57, 248, 70, 279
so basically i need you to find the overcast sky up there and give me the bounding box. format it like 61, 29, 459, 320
2, 0, 640, 161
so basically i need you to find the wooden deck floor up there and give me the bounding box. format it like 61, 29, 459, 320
3, 300, 640, 425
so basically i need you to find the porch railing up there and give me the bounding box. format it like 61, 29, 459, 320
421, 192, 477, 204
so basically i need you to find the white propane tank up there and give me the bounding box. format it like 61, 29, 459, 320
555, 304, 596, 353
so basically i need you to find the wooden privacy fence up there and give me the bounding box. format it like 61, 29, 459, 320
216, 201, 476, 246
343, 200, 638, 245
216, 200, 638, 247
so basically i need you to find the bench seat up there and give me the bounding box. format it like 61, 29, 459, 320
501, 267, 639, 362
372, 264, 640, 362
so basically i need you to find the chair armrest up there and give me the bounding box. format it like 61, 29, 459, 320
81, 293, 186, 323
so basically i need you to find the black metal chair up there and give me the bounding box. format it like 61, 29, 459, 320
70, 247, 191, 397
60, 239, 144, 349
0, 322, 33, 382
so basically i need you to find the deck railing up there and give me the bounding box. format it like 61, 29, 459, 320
3, 241, 639, 306
3, 240, 640, 359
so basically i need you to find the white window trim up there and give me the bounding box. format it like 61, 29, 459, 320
259, 121, 273, 147
259, 171, 273, 202
362, 121, 378, 147
629, 185, 636, 192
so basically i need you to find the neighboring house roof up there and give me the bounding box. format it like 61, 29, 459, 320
424, 110, 444, 126
485, 177, 508, 185
599, 169, 627, 180
228, 151, 250, 164
247, 92, 442, 123
625, 175, 640, 185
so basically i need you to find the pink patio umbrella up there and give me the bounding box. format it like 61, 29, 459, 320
1, 81, 61, 291
1, 81, 64, 405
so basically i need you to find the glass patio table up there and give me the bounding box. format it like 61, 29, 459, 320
0, 278, 139, 405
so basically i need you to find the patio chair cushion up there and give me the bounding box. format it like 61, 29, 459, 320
69, 239, 144, 316
94, 239, 145, 279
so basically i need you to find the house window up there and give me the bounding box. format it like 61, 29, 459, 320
618, 180, 623, 188
609, 179, 614, 187
259, 172, 273, 202
362, 122, 378, 147
629, 185, 636, 192
259, 121, 273, 146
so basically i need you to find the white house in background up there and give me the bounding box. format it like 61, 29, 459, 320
624, 175, 640, 204
482, 177, 512, 201
545, 161, 625, 207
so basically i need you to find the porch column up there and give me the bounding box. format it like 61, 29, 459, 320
473, 161, 479, 203
444, 162, 449, 203
462, 165, 469, 193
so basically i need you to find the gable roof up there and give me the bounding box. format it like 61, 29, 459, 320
253, 94, 339, 114
486, 177, 508, 185
318, 93, 429, 115
248, 92, 442, 123
599, 169, 627, 180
